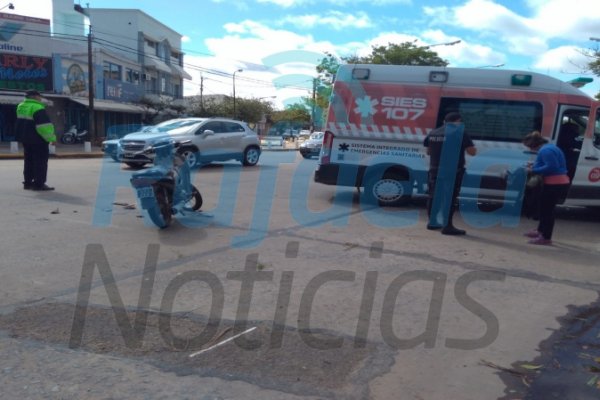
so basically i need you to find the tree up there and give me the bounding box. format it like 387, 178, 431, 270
345, 41, 448, 66
236, 98, 274, 124
139, 95, 185, 123
271, 103, 311, 124
188, 96, 273, 123
307, 53, 340, 129
587, 48, 600, 100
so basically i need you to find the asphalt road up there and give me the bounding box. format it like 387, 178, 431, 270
1, 153, 599, 400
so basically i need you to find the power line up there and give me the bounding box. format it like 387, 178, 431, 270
0, 24, 313, 92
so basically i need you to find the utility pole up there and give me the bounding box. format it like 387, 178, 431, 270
311, 78, 317, 130
87, 24, 96, 140
199, 74, 204, 112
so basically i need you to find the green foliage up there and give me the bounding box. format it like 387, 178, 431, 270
345, 41, 449, 66
236, 98, 275, 123
189, 97, 273, 123
589, 49, 600, 76
271, 103, 311, 124
587, 48, 600, 100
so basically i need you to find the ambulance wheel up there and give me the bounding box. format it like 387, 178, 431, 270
362, 173, 412, 207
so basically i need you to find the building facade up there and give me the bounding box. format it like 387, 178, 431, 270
0, 1, 190, 142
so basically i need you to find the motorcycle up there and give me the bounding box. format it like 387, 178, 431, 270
60, 125, 88, 144
130, 139, 203, 228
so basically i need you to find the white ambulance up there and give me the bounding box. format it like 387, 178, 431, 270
314, 64, 600, 207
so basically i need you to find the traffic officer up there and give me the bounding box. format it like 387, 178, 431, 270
15, 89, 56, 191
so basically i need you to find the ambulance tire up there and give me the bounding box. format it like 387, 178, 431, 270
362, 172, 412, 207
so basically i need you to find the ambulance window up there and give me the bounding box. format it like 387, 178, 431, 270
439, 98, 543, 142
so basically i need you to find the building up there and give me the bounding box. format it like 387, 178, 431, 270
0, 0, 190, 142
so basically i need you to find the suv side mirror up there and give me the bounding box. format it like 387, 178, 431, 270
201, 129, 215, 136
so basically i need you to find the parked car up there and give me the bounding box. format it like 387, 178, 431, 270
260, 135, 285, 147
101, 123, 147, 162
298, 131, 324, 158
101, 138, 121, 161
119, 117, 261, 168
298, 129, 312, 140
281, 128, 300, 141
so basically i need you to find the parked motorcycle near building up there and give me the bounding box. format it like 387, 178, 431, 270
130, 139, 203, 228
60, 125, 88, 144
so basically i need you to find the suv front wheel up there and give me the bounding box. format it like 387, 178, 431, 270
242, 146, 260, 166
178, 147, 199, 168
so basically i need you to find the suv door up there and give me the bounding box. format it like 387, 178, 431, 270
194, 121, 226, 161
221, 121, 248, 156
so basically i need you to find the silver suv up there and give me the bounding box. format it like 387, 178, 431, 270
119, 117, 261, 168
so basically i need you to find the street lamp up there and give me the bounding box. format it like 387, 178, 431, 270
422, 39, 461, 49
477, 63, 505, 68
232, 68, 243, 119
0, 3, 15, 10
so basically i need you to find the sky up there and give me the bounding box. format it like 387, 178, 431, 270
5, 0, 600, 109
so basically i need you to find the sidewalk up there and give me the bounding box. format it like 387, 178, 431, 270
0, 142, 104, 159
0, 139, 301, 160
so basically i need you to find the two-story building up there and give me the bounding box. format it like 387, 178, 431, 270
0, 0, 190, 142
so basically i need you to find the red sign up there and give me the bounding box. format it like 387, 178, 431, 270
589, 167, 600, 183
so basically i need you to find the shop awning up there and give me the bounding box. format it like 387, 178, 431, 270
70, 98, 147, 113
170, 64, 192, 80
0, 94, 53, 106
0, 95, 23, 104
144, 57, 172, 74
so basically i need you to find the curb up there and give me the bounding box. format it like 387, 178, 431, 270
0, 153, 105, 160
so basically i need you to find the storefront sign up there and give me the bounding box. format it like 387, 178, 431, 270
0, 12, 51, 56
104, 78, 143, 102
0, 53, 53, 91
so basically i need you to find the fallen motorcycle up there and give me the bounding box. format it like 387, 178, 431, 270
60, 125, 88, 144
130, 139, 202, 228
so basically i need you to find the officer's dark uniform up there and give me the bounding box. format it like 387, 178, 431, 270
15, 90, 56, 190
423, 115, 475, 235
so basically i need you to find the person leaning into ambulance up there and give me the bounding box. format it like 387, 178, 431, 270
423, 112, 477, 235
15, 90, 57, 191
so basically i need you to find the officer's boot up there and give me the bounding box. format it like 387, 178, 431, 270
441, 202, 466, 235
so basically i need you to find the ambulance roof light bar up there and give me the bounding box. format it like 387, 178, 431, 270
568, 77, 593, 88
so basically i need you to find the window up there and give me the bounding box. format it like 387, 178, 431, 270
103, 62, 121, 81
125, 68, 140, 84
223, 122, 245, 132
171, 51, 181, 66
199, 121, 223, 133
438, 98, 543, 142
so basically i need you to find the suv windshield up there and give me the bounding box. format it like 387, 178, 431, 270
145, 119, 204, 134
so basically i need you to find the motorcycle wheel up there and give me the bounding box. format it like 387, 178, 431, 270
189, 185, 203, 211
147, 185, 172, 228
61, 134, 75, 144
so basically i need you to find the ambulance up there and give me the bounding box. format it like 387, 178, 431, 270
314, 64, 600, 208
